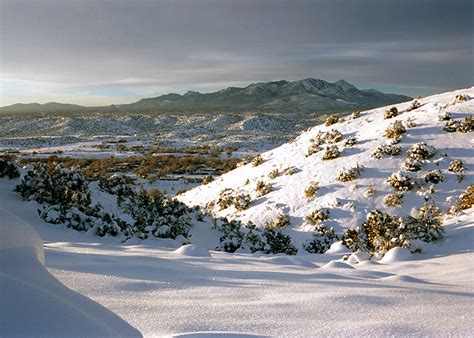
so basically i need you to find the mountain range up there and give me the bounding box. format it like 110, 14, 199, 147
0, 78, 411, 113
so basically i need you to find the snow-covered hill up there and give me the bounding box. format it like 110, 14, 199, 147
178, 88, 473, 249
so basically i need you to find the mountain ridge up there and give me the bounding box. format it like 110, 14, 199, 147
0, 78, 411, 113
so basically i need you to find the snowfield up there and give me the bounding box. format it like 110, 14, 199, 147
0, 88, 473, 337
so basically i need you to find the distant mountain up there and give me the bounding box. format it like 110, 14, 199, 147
0, 78, 411, 113
0, 102, 92, 113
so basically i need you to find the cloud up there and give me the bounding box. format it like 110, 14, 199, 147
1, 0, 472, 105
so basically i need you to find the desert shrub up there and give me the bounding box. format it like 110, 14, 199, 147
268, 168, 280, 179
98, 174, 134, 205
304, 181, 320, 199
0, 159, 20, 179
406, 99, 421, 112
448, 159, 465, 174
217, 188, 251, 211
336, 164, 364, 182
384, 106, 398, 119
458, 185, 473, 210
424, 170, 444, 184
350, 111, 361, 119
325, 129, 343, 143
303, 224, 338, 254
452, 94, 469, 104
404, 117, 416, 128
386, 172, 415, 191
407, 142, 436, 161
256, 180, 273, 197
371, 144, 402, 159
402, 157, 423, 172
439, 112, 452, 121
325, 115, 339, 126
404, 202, 444, 243
16, 162, 91, 207
444, 119, 461, 132
234, 193, 252, 211
343, 210, 405, 255
384, 120, 406, 141
202, 175, 214, 185
305, 208, 330, 226
216, 219, 297, 254
251, 154, 264, 167
217, 188, 235, 210
384, 193, 404, 207
364, 185, 376, 198
322, 145, 340, 160
283, 166, 298, 175
123, 189, 194, 240
263, 229, 298, 255
307, 141, 322, 156
343, 137, 357, 147
265, 213, 290, 229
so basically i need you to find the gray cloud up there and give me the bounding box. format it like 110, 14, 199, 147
1, 0, 472, 104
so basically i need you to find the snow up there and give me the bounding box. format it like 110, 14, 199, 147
0, 208, 140, 337
1, 88, 473, 337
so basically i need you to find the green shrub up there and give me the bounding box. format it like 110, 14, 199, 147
0, 159, 20, 179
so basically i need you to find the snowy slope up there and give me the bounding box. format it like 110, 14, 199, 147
0, 208, 141, 337
178, 88, 473, 248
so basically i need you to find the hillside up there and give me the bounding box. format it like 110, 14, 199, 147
178, 87, 473, 249
0, 78, 410, 113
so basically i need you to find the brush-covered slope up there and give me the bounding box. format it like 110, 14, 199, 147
178, 88, 473, 248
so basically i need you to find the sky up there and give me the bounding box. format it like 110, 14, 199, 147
0, 0, 472, 106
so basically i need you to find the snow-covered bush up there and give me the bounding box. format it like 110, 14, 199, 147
405, 202, 444, 243
16, 163, 91, 207
216, 219, 297, 255
305, 208, 330, 226
325, 115, 339, 126
444, 119, 461, 132
384, 120, 406, 141
384, 193, 404, 207
283, 166, 298, 175
265, 213, 290, 229
0, 159, 20, 179
402, 157, 423, 172
98, 174, 134, 205
251, 154, 264, 167
386, 172, 415, 191
202, 175, 214, 185
364, 185, 376, 198
439, 112, 452, 121
304, 181, 320, 199
324, 129, 343, 143
343, 137, 357, 147
452, 94, 469, 104
424, 170, 444, 184
307, 130, 343, 156
322, 145, 340, 160
123, 189, 194, 240
406, 99, 421, 112
404, 117, 417, 128
303, 224, 338, 254
444, 117, 472, 133
217, 188, 251, 211
268, 168, 280, 179
336, 164, 364, 182
343, 210, 405, 255
350, 111, 361, 119
407, 142, 436, 161
448, 159, 465, 181
371, 144, 402, 159
384, 107, 398, 119
256, 180, 273, 197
